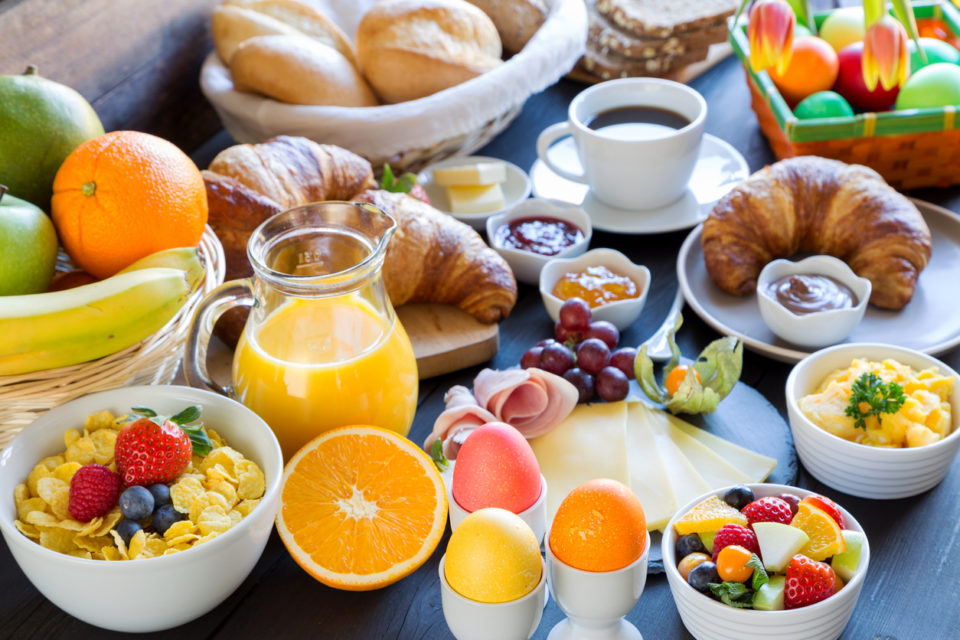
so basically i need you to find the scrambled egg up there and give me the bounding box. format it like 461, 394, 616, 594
799, 358, 954, 448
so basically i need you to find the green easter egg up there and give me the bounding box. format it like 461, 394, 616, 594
794, 24, 812, 39
896, 62, 960, 109
907, 37, 960, 73
794, 91, 855, 119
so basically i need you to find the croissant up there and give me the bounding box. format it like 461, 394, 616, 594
702, 156, 931, 310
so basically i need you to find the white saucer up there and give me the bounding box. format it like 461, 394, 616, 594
531, 133, 749, 234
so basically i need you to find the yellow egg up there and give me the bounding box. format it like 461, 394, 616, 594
444, 508, 542, 603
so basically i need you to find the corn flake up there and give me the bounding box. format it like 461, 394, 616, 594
14, 520, 40, 539
64, 437, 96, 465
63, 429, 81, 448
84, 410, 117, 431
17, 497, 48, 522
237, 460, 265, 500
53, 461, 82, 484
27, 464, 51, 497
39, 526, 78, 554
91, 429, 117, 466
235, 499, 260, 517
170, 477, 205, 513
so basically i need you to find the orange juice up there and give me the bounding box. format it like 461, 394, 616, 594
232, 295, 418, 460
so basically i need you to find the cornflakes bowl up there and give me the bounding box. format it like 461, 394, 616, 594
0, 385, 283, 632
786, 343, 960, 499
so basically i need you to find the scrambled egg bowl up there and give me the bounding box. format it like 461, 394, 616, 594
800, 358, 955, 448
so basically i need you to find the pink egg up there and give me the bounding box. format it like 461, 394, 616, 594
452, 422, 542, 514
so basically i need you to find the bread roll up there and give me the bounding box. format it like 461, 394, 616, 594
356, 0, 503, 103
224, 0, 356, 63
231, 34, 378, 106
464, 0, 547, 53
212, 5, 304, 63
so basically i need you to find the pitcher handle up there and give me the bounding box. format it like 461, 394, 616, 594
183, 279, 255, 396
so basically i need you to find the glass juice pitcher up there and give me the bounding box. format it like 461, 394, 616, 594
184, 201, 418, 460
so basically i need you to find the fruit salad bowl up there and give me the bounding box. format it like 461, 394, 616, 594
0, 385, 283, 633
662, 484, 869, 640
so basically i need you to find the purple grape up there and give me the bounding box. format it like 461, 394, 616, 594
559, 298, 592, 331
520, 346, 543, 369
554, 320, 581, 345
584, 321, 620, 350
575, 338, 611, 374
609, 347, 638, 380
563, 368, 595, 403
778, 493, 801, 517
596, 366, 629, 402
540, 343, 575, 376
536, 338, 557, 348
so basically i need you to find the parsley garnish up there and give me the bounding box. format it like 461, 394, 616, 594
844, 372, 907, 430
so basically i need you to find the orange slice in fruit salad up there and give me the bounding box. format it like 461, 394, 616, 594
790, 501, 847, 561
276, 425, 448, 590
673, 495, 749, 535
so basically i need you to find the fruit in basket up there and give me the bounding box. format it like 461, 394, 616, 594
793, 91, 854, 120
835, 42, 900, 111
896, 62, 960, 110
0, 66, 104, 210
51, 130, 208, 279
768, 36, 839, 105
0, 187, 58, 295
819, 7, 865, 53
908, 37, 960, 72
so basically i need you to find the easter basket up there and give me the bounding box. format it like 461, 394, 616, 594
732, 0, 960, 190
0, 226, 226, 450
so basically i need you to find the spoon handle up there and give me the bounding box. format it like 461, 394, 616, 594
642, 288, 685, 361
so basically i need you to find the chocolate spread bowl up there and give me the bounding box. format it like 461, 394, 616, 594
756, 256, 871, 349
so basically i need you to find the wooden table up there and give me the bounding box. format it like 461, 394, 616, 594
4, 48, 960, 640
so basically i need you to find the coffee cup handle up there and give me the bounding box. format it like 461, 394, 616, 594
537, 122, 587, 184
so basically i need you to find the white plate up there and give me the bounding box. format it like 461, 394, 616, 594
418, 156, 532, 231
677, 198, 960, 363
530, 133, 749, 234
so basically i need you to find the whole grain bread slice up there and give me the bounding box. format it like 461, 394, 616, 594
595, 0, 737, 38
582, 36, 711, 79
589, 3, 728, 59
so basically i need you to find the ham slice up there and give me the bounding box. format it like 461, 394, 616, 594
423, 386, 496, 459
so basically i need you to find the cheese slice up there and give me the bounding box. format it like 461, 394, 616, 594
446, 183, 505, 214
668, 414, 777, 482
639, 403, 712, 510
665, 420, 752, 488
433, 162, 507, 187
625, 402, 676, 531
529, 401, 630, 526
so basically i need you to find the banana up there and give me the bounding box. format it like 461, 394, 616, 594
117, 246, 205, 290
0, 267, 193, 376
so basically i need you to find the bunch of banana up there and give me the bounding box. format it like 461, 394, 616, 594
0, 247, 205, 376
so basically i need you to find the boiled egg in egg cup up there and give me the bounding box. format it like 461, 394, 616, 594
756, 255, 871, 349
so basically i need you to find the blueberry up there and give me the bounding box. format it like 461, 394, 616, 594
687, 560, 720, 593
147, 483, 171, 507
119, 486, 155, 520
152, 504, 184, 536
676, 533, 706, 558
723, 485, 756, 511
114, 519, 142, 547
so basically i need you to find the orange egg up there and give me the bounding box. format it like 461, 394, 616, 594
768, 36, 839, 105
549, 478, 646, 572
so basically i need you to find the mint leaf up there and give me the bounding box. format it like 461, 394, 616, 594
131, 406, 157, 418
180, 423, 213, 457
430, 439, 449, 472
379, 163, 420, 195
747, 554, 769, 590
709, 581, 754, 608
381, 164, 397, 190
169, 405, 202, 425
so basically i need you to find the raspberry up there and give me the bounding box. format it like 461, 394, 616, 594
785, 554, 837, 609
711, 523, 761, 562
742, 496, 794, 526
68, 464, 122, 521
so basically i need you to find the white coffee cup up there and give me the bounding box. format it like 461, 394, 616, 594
537, 78, 707, 211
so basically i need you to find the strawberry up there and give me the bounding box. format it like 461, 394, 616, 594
378, 164, 429, 203
114, 405, 212, 487
784, 554, 836, 609
801, 495, 845, 528
68, 464, 122, 521
408, 183, 431, 205
742, 496, 794, 526
711, 523, 761, 562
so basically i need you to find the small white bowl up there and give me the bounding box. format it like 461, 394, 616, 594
439, 554, 547, 640
757, 256, 871, 349
0, 385, 283, 633
486, 199, 592, 285
662, 484, 869, 640
448, 474, 548, 545
418, 156, 533, 231
786, 343, 960, 499
539, 248, 651, 331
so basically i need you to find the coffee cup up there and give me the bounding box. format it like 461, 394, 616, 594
536, 78, 707, 211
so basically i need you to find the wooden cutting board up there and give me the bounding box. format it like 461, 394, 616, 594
397, 303, 499, 379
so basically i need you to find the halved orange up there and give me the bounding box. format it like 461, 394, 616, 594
790, 501, 846, 561
276, 425, 448, 591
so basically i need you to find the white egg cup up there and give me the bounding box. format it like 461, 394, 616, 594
448, 474, 548, 546
439, 554, 547, 640
545, 531, 650, 640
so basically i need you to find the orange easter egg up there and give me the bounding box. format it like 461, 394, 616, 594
768, 36, 840, 105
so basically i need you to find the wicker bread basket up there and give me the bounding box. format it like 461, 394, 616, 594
732, 0, 960, 190
0, 227, 226, 449
199, 0, 587, 174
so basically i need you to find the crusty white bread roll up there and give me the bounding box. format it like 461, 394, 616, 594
463, 0, 547, 53
356, 0, 503, 103
231, 34, 378, 106
212, 5, 304, 63
224, 0, 356, 63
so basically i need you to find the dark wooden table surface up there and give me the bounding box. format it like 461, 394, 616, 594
4, 49, 960, 640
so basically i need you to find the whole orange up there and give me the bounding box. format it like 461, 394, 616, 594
51, 130, 207, 278
549, 478, 647, 572
769, 36, 840, 105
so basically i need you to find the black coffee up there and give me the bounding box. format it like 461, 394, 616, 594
585, 106, 690, 140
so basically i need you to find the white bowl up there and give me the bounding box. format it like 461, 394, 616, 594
757, 256, 871, 348
419, 156, 533, 230
662, 484, 869, 640
539, 248, 651, 331
0, 385, 283, 633
786, 343, 960, 498
486, 199, 592, 285
448, 474, 548, 545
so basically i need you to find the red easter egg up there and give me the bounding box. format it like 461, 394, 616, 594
452, 422, 542, 514
834, 41, 900, 112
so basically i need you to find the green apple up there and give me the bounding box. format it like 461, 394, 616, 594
698, 530, 716, 554
831, 530, 866, 581
753, 575, 786, 611
0, 186, 59, 295
753, 522, 810, 572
